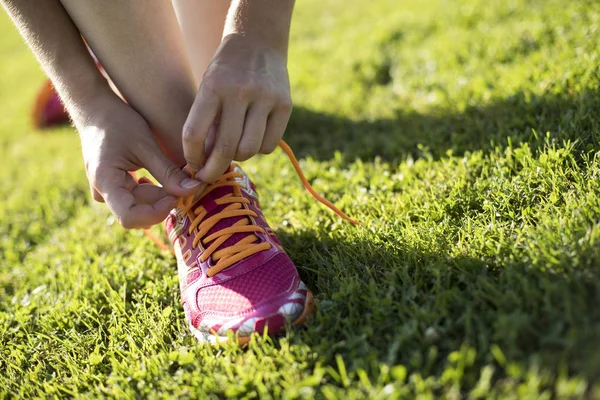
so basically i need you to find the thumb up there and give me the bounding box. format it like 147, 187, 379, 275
140, 143, 205, 197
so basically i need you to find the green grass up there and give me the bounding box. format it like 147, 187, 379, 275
2, 0, 600, 397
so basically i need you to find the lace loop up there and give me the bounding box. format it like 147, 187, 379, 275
178, 172, 266, 277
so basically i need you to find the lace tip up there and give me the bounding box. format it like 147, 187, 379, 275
279, 139, 361, 227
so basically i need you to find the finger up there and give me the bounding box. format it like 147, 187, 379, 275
183, 85, 221, 172
205, 121, 218, 156
261, 102, 293, 154
196, 100, 246, 183
132, 182, 171, 205
131, 175, 168, 205
138, 140, 205, 197
235, 103, 270, 161
97, 168, 177, 229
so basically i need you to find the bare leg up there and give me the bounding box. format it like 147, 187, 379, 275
59, 0, 197, 165
172, 0, 230, 87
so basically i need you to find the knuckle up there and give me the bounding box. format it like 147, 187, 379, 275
119, 215, 136, 230
163, 163, 182, 181
203, 78, 229, 97
199, 84, 221, 105
182, 124, 203, 144
255, 86, 273, 100
200, 80, 219, 96
236, 82, 257, 100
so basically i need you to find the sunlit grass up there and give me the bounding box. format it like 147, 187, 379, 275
1, 0, 600, 397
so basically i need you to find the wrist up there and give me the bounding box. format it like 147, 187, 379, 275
54, 65, 114, 126
219, 33, 289, 62
223, 0, 294, 55
69, 89, 122, 130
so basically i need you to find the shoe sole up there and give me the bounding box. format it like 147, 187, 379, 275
191, 290, 316, 346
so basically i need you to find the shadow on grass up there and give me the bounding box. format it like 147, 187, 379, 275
276, 227, 600, 391
286, 87, 600, 164
276, 85, 600, 392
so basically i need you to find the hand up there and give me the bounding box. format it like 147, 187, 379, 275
182, 34, 293, 182
78, 95, 204, 229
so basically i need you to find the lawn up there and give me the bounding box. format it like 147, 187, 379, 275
2, 0, 600, 397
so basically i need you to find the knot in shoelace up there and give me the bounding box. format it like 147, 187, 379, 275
144, 140, 359, 275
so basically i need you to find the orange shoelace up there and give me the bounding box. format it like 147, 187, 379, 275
144, 139, 359, 276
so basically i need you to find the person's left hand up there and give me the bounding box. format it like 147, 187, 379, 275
181, 34, 292, 182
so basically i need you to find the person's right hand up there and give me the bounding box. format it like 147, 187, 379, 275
182, 34, 293, 184
77, 95, 204, 229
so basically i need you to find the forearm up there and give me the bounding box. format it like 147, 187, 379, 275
224, 0, 295, 55
1, 0, 113, 123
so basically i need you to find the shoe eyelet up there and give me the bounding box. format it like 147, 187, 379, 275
206, 256, 216, 268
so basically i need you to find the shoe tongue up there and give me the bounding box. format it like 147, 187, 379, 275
192, 172, 253, 260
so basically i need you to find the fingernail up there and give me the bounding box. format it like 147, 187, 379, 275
181, 178, 202, 189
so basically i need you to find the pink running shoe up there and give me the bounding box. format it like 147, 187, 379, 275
166, 163, 315, 344
164, 143, 358, 344
32, 80, 70, 129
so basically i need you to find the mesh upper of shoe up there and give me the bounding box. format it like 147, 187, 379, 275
195, 252, 297, 316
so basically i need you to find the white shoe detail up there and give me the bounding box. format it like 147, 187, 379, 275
237, 317, 259, 335
278, 302, 304, 321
